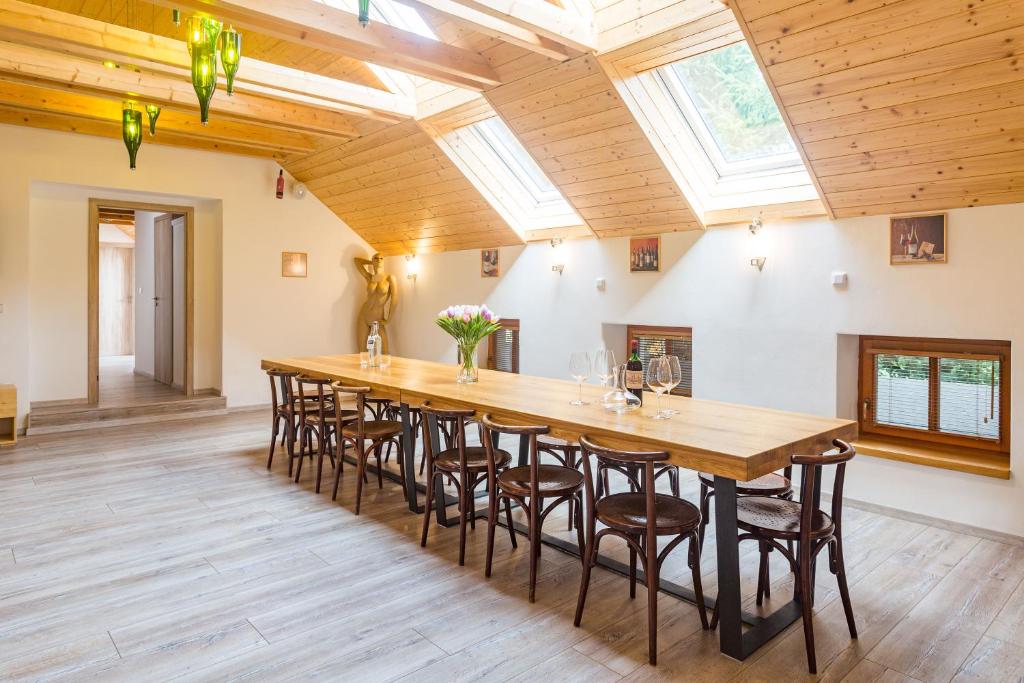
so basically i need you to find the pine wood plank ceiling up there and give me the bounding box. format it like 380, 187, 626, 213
2, 0, 1023, 254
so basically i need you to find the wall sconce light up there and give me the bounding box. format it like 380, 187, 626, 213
405, 254, 419, 281
748, 216, 766, 271
550, 238, 565, 275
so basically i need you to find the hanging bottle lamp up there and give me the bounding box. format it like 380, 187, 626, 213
172, 7, 181, 27
145, 104, 161, 135
358, 0, 370, 27
188, 17, 221, 124
121, 101, 142, 169
219, 26, 241, 95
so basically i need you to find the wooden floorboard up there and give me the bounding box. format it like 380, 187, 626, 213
0, 411, 1020, 682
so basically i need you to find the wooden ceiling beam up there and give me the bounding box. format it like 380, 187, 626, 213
0, 79, 318, 154
395, 0, 575, 60
0, 41, 360, 139
0, 0, 413, 123
146, 0, 502, 90
453, 0, 596, 53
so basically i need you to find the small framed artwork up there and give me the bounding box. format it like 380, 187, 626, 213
481, 248, 500, 278
890, 213, 947, 265
281, 251, 308, 278
629, 236, 660, 272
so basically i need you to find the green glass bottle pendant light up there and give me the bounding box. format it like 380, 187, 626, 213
122, 102, 142, 169
358, 0, 370, 26
145, 104, 161, 135
219, 26, 241, 95
188, 17, 221, 124
172, 8, 180, 26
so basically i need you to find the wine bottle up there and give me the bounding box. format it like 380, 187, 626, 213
626, 340, 644, 406
276, 170, 285, 199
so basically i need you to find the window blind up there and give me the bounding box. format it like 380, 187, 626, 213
487, 320, 520, 374
629, 326, 692, 397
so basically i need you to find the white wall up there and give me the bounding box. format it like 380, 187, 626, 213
1, 123, 371, 421
132, 211, 157, 377
385, 204, 1024, 536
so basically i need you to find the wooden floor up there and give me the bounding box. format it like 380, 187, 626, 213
96, 355, 188, 407
1, 412, 1023, 682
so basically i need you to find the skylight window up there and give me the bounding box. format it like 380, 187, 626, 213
469, 118, 564, 207
657, 43, 801, 179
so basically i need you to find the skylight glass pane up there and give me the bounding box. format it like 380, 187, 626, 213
669, 43, 795, 164
471, 118, 562, 204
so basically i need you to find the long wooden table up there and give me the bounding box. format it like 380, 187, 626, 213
261, 354, 858, 661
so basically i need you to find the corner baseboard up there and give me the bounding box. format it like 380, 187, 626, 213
30, 397, 89, 409
133, 369, 155, 379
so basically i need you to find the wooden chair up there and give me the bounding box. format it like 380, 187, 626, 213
481, 414, 585, 602
266, 369, 299, 472
697, 465, 793, 604
330, 383, 404, 514
536, 436, 582, 531
573, 435, 708, 666
712, 440, 857, 674
291, 376, 336, 481
419, 404, 514, 565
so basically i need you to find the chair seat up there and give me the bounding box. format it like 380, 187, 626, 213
698, 471, 791, 497
434, 447, 511, 473
498, 464, 583, 497
342, 420, 403, 440
597, 492, 701, 534
736, 496, 834, 541
306, 410, 358, 425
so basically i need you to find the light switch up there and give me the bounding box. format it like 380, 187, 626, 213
831, 272, 848, 287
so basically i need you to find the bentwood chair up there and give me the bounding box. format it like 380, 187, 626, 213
266, 369, 299, 472
292, 377, 337, 487
713, 440, 857, 674
419, 404, 514, 565
481, 414, 585, 602
536, 436, 583, 531
574, 435, 708, 666
330, 383, 404, 514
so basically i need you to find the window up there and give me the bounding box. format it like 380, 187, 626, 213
487, 319, 520, 374
627, 325, 692, 397
470, 118, 564, 206
859, 336, 1010, 454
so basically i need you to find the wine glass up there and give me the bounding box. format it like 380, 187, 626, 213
646, 355, 671, 419
662, 355, 682, 415
594, 348, 617, 387
569, 351, 591, 406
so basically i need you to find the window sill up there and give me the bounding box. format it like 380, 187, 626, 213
854, 438, 1011, 480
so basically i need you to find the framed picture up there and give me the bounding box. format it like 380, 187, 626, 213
629, 236, 660, 272
890, 213, 947, 265
281, 251, 308, 277
481, 248, 500, 278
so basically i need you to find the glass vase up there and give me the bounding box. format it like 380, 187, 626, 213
457, 342, 479, 384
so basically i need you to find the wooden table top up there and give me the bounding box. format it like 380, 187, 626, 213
261, 354, 857, 481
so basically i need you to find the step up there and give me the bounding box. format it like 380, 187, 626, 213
27, 394, 229, 435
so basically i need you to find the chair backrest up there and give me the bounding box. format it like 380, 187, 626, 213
421, 403, 476, 471
267, 369, 298, 412
792, 439, 856, 540
295, 375, 332, 420
480, 414, 549, 496
579, 434, 671, 546
330, 382, 372, 438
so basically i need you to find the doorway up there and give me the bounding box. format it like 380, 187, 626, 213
89, 200, 194, 406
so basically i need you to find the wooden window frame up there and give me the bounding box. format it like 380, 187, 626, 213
487, 318, 520, 374
858, 335, 1011, 455
626, 324, 693, 397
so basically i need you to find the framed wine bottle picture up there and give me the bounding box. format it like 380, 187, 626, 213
629, 236, 660, 272
890, 213, 947, 265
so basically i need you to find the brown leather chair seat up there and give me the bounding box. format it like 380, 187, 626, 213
498, 464, 584, 497
697, 471, 791, 496
736, 496, 834, 541
433, 446, 511, 473
597, 492, 701, 534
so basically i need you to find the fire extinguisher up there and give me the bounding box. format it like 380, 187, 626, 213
276, 169, 285, 199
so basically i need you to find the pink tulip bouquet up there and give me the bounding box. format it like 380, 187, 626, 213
435, 305, 502, 383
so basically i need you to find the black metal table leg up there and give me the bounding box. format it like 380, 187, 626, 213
399, 403, 421, 513
714, 476, 743, 660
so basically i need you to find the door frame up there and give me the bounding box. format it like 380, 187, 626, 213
88, 198, 195, 404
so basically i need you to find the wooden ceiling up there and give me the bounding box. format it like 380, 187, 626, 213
2, 0, 1023, 253
731, 0, 1024, 217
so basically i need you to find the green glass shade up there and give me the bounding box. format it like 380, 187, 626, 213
191, 40, 217, 124
145, 104, 161, 135
358, 0, 370, 26
172, 8, 180, 26
185, 15, 221, 55
219, 27, 241, 96
121, 103, 142, 170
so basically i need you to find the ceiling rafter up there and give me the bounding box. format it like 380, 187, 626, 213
0, 0, 413, 123
453, 0, 596, 53
145, 0, 503, 90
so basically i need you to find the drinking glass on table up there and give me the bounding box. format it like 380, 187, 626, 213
662, 355, 682, 415
646, 355, 671, 419
569, 351, 591, 406
593, 348, 617, 387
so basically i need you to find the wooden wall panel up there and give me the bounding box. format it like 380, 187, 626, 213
283, 121, 523, 255
732, 0, 1024, 217
485, 53, 701, 238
